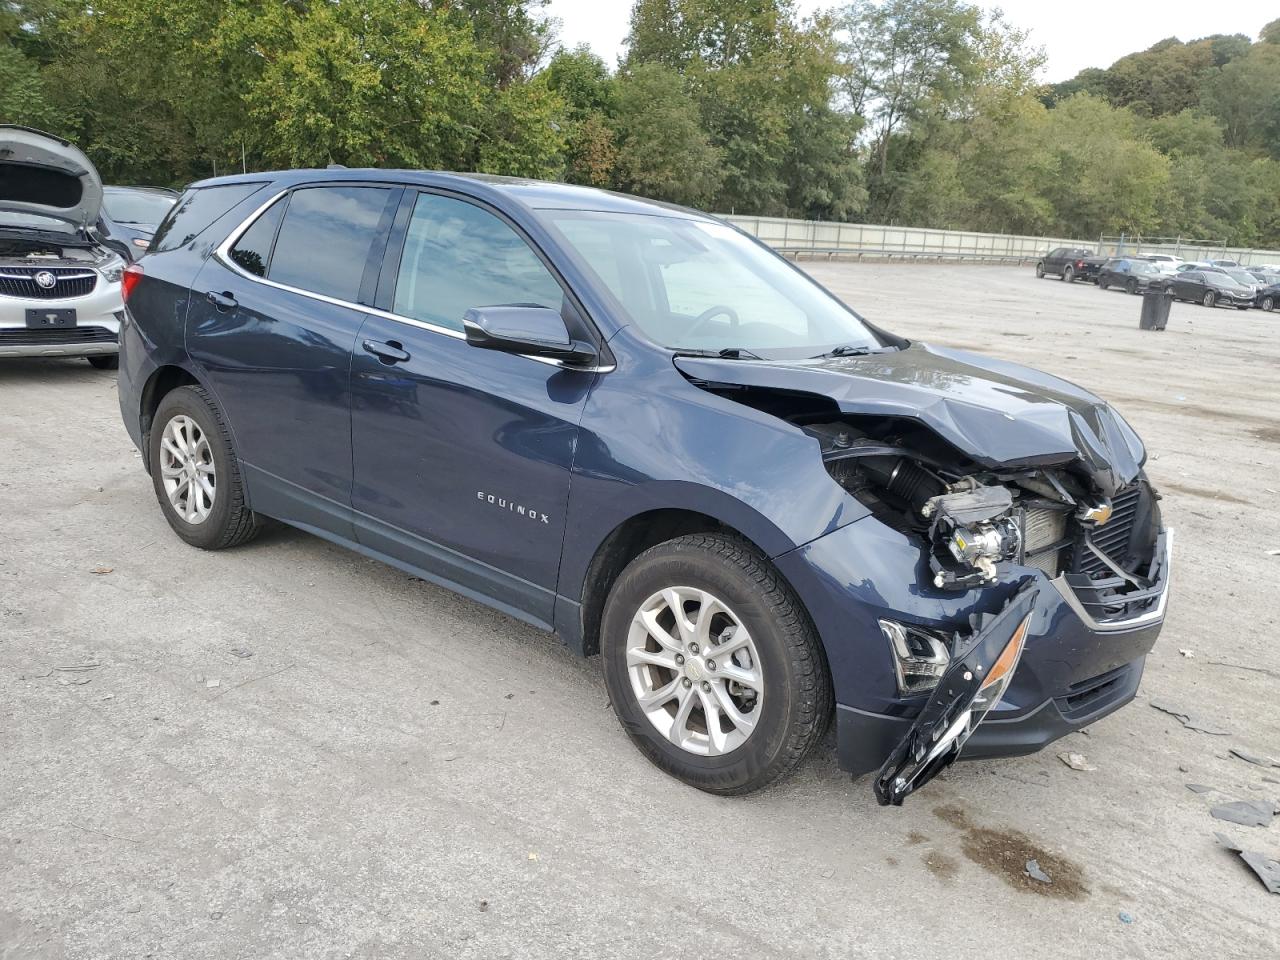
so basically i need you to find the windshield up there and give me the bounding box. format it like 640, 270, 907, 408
544, 210, 883, 359
103, 189, 177, 227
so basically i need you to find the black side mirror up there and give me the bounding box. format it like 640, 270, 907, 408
462, 305, 598, 367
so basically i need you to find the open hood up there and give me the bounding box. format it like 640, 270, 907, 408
673, 342, 1145, 496
0, 125, 103, 234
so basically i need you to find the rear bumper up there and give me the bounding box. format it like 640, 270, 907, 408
775, 515, 1171, 777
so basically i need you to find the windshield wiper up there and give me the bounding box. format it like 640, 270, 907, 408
812, 344, 878, 359
673, 347, 765, 360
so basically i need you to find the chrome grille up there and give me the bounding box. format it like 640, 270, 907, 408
0, 266, 98, 299
1079, 484, 1142, 576
1023, 506, 1067, 577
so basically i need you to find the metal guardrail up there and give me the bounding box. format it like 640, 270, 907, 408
721, 215, 1280, 266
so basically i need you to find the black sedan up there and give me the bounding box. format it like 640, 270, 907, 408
1168, 270, 1254, 310
1097, 258, 1163, 294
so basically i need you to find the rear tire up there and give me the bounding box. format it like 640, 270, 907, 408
87, 355, 118, 370
1063, 265, 1075, 282
601, 533, 832, 796
149, 385, 261, 550
1098, 277, 1108, 290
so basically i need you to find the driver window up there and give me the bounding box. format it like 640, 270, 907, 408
393, 193, 564, 332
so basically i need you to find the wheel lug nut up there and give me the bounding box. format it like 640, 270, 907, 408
688, 643, 699, 654
701, 681, 711, 692
682, 677, 692, 689
706, 660, 716, 671
675, 654, 684, 665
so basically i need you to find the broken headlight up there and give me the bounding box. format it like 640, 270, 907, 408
880, 620, 951, 694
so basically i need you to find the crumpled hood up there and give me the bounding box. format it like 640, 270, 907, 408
674, 342, 1146, 496
0, 125, 103, 234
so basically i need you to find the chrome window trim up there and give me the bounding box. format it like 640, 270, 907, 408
213, 186, 614, 373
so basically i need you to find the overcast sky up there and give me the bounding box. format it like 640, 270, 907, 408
546, 0, 1273, 82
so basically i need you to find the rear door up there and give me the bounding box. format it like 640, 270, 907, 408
186, 183, 401, 535
348, 189, 601, 627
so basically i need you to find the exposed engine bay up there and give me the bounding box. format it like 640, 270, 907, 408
0, 235, 108, 265
798, 416, 1160, 597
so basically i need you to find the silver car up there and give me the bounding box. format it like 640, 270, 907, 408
1, 126, 125, 368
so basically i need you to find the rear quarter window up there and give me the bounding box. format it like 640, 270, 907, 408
151, 182, 267, 253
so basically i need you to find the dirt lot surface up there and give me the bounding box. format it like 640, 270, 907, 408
3, 263, 1278, 959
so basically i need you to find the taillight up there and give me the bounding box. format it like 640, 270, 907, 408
1075, 260, 1085, 268
121, 263, 144, 302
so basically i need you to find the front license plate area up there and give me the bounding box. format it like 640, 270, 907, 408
26, 308, 77, 329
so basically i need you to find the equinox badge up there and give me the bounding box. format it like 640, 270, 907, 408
477, 491, 550, 524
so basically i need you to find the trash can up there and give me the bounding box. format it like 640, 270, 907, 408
1139, 285, 1173, 330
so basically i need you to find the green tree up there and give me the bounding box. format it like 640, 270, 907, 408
612, 63, 722, 206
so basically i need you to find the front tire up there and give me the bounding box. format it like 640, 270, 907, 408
1262, 296, 1274, 312
1098, 276, 1108, 290
1203, 290, 1216, 308
1035, 262, 1045, 279
149, 385, 261, 550
601, 533, 832, 795
1127, 279, 1139, 295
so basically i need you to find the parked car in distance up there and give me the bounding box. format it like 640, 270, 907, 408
96, 186, 179, 261
1253, 279, 1279, 312
1036, 247, 1103, 282
1222, 268, 1262, 298
118, 169, 1171, 806
1208, 258, 1241, 268
1168, 269, 1254, 309
0, 125, 125, 367
1141, 254, 1182, 274
1097, 258, 1164, 294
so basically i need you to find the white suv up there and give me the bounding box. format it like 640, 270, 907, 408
0, 126, 125, 368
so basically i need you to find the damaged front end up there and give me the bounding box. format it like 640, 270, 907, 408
873, 583, 1038, 805
673, 346, 1170, 803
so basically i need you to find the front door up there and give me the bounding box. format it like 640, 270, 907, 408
348, 191, 599, 627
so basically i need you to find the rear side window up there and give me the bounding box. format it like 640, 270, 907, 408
267, 186, 394, 303
1048, 248, 1063, 258
392, 193, 564, 332
151, 183, 265, 253
228, 198, 286, 277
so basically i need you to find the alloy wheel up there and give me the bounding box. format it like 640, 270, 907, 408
1262, 296, 1274, 312
1203, 291, 1215, 308
159, 414, 216, 524
626, 586, 764, 757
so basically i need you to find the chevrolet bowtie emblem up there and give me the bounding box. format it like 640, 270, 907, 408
1079, 502, 1113, 526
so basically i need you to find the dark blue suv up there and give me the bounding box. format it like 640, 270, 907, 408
118, 170, 1172, 804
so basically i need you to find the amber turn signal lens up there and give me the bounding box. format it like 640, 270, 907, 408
979, 613, 1032, 693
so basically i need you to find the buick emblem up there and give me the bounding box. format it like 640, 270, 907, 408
34, 271, 57, 290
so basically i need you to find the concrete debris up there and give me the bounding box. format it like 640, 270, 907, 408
1149, 700, 1231, 736
1209, 800, 1278, 829
1025, 859, 1052, 883
1058, 752, 1096, 772
1216, 833, 1280, 894
1229, 748, 1280, 769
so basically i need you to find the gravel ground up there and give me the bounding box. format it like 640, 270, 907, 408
2, 263, 1278, 959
